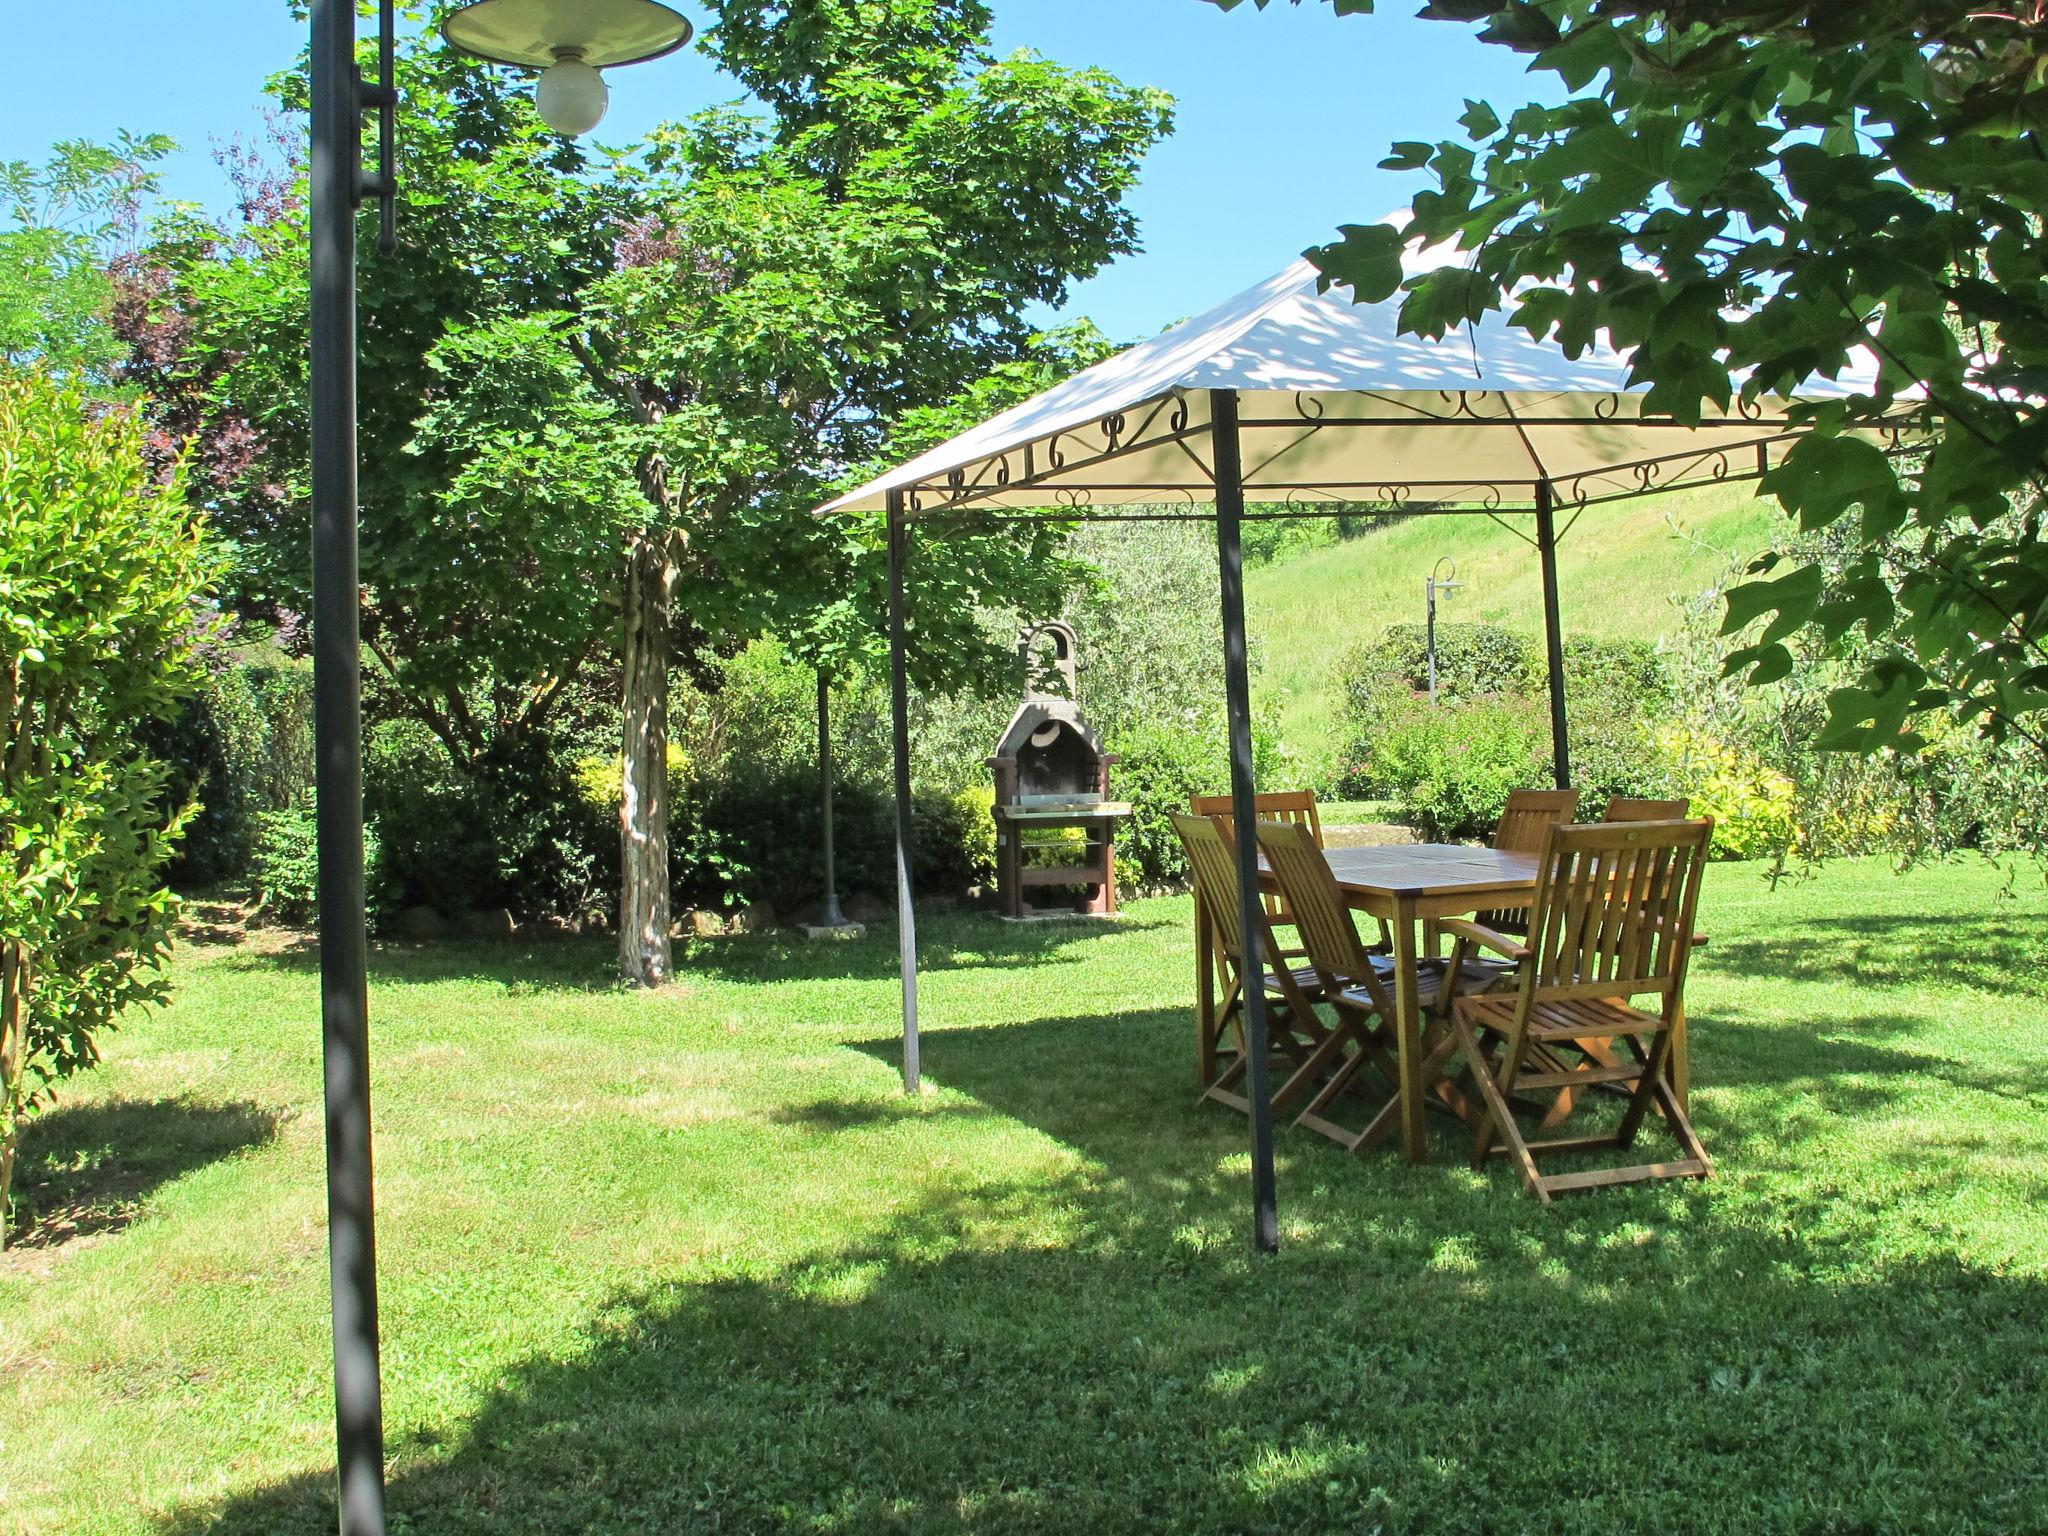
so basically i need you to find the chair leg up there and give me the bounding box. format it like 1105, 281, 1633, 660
1614, 1026, 1679, 1148
1467, 1013, 1534, 1167
1273, 1004, 1359, 1113
1655, 1078, 1714, 1177
1453, 1016, 1547, 1202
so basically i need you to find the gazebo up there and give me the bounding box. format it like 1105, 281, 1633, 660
818, 257, 1912, 1250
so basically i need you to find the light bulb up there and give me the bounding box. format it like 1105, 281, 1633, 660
536, 51, 608, 136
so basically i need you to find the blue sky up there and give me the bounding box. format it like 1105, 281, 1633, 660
2, 0, 1552, 340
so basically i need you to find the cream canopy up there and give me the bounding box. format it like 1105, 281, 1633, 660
822, 258, 1905, 520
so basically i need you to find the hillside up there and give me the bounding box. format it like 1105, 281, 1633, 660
1246, 481, 1787, 773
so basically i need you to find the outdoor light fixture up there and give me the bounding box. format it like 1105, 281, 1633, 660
1425, 556, 1463, 706
307, 2, 692, 1529
442, 0, 694, 135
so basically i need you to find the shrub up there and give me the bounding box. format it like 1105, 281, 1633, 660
1366, 621, 1535, 703
249, 806, 387, 926
1360, 694, 1552, 840
1340, 623, 1679, 823
366, 721, 603, 920
1651, 726, 1800, 860
2, 370, 213, 1237
945, 783, 999, 888
154, 648, 315, 889
1107, 721, 1227, 886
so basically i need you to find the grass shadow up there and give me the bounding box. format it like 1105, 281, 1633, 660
5, 1097, 281, 1249
1707, 911, 2048, 999
162, 1159, 2048, 1535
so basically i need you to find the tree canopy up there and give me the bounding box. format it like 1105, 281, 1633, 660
1216, 0, 2048, 762
1, 134, 173, 381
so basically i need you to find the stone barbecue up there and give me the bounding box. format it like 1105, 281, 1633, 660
985, 621, 1131, 919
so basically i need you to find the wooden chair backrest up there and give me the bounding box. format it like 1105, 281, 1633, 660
1255, 820, 1393, 1014
1494, 788, 1579, 853
1603, 795, 1690, 822
1524, 819, 1712, 1003
1190, 788, 1323, 846
1479, 788, 1579, 932
1172, 811, 1252, 962
1191, 791, 1321, 922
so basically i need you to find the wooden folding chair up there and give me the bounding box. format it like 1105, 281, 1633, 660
1424, 787, 1581, 1016
1256, 819, 1452, 1149
1197, 789, 1393, 955
1172, 812, 1331, 1116
1442, 818, 1715, 1203
1596, 795, 1706, 1109
1603, 795, 1690, 821
1191, 790, 1336, 953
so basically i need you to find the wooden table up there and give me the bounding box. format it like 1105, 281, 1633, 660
1196, 843, 1541, 1166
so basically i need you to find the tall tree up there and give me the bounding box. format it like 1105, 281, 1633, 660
1217, 0, 2047, 765
404, 2, 1172, 983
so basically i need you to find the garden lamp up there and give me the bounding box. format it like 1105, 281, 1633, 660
308, 3, 693, 1531
442, 0, 694, 135
1425, 556, 1462, 706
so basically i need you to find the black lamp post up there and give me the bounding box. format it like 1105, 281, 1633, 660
1424, 556, 1462, 706
307, 4, 689, 1531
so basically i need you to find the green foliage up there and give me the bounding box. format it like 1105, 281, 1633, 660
1356, 694, 1552, 840
948, 783, 1000, 889
248, 806, 385, 928
1, 134, 173, 379
1232, 0, 2048, 773
1105, 722, 1218, 887
1650, 725, 1800, 861
1341, 623, 1676, 832
142, 5, 1171, 959
365, 720, 603, 921
1364, 620, 1531, 703
0, 368, 212, 1232
1659, 541, 2048, 862
149, 647, 314, 888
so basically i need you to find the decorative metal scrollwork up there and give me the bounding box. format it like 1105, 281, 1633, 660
1292, 391, 1326, 422
1168, 393, 1190, 433
1047, 433, 1067, 470
1053, 486, 1095, 508
1593, 392, 1623, 421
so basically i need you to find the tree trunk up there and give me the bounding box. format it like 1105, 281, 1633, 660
0, 940, 28, 1248
619, 533, 676, 987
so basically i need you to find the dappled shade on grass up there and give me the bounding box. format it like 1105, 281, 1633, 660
3, 860, 2045, 1532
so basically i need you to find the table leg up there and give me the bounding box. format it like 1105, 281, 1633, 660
1393, 894, 1427, 1164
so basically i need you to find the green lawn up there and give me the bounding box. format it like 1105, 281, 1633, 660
1247, 482, 1783, 769
6, 859, 2047, 1534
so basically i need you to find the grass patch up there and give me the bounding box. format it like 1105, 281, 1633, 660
3, 858, 2045, 1534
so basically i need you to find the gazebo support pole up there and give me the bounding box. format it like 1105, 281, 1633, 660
1534, 478, 1572, 790
817, 667, 849, 928
1209, 388, 1280, 1255
886, 490, 922, 1093
309, 0, 387, 1528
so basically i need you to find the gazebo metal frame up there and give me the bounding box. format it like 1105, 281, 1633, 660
829, 262, 1920, 1253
